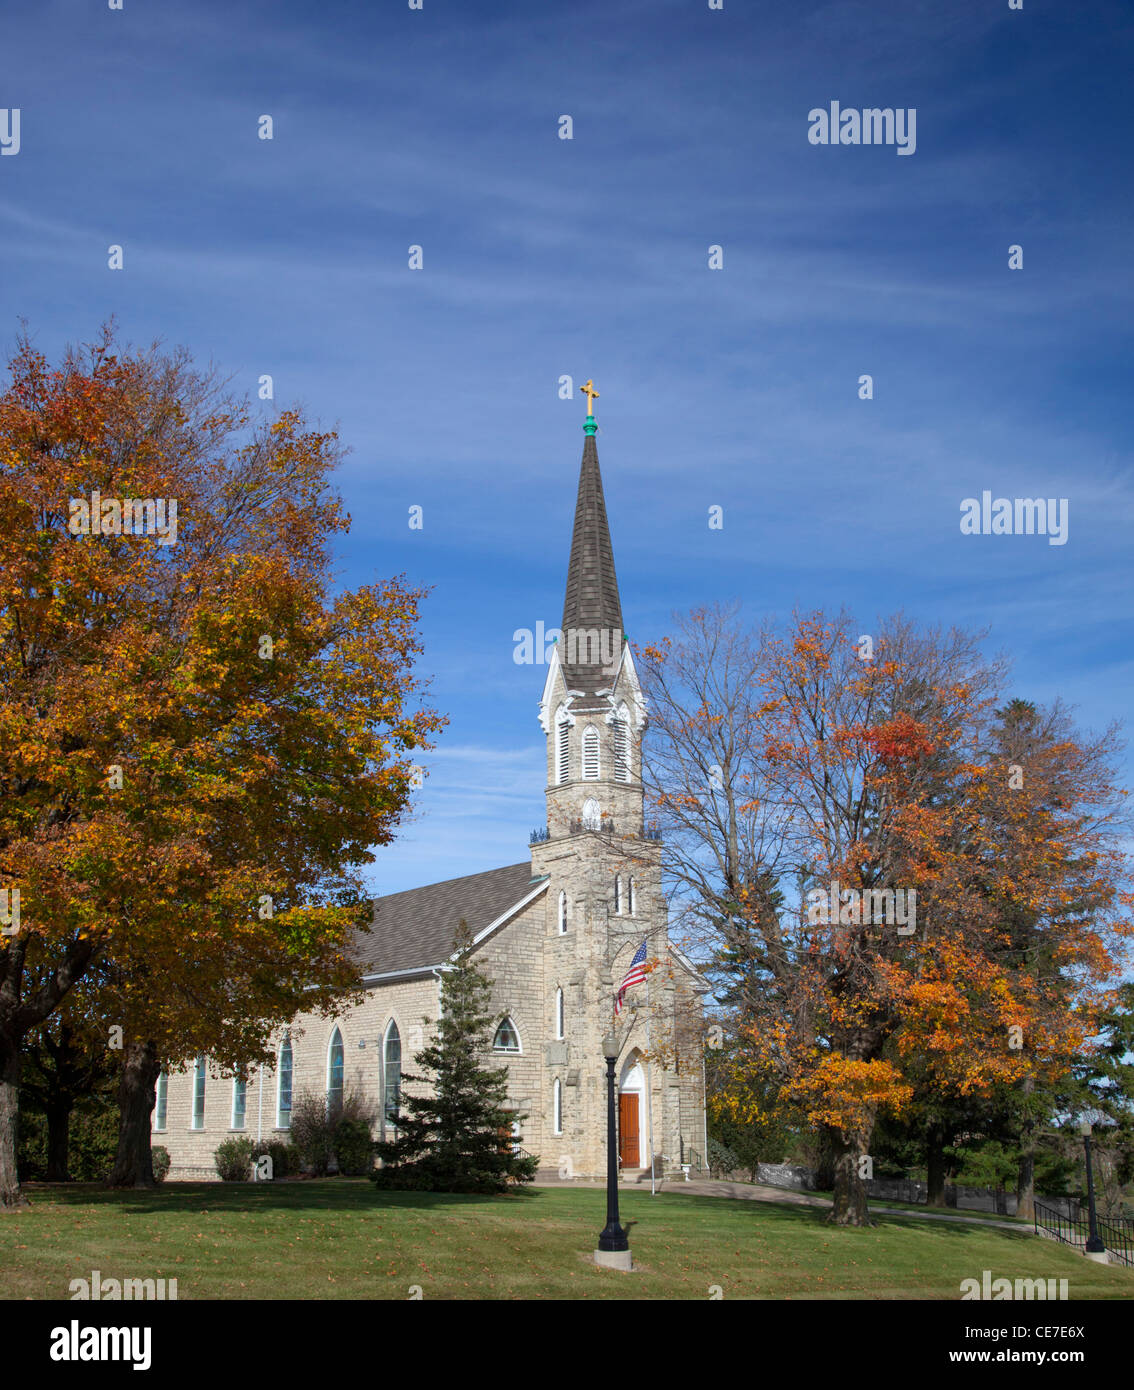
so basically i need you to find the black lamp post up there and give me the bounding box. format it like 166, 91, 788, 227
596, 1032, 630, 1262
1079, 1119, 1107, 1256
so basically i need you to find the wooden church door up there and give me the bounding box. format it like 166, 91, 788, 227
618, 1092, 640, 1168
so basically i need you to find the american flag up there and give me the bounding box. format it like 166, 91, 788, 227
614, 939, 649, 1015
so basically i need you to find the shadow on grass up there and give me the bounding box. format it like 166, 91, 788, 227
807, 1186, 1029, 1225
19, 1181, 1040, 1247
617, 1188, 1043, 1245
866, 1210, 1036, 1242
21, 1179, 550, 1217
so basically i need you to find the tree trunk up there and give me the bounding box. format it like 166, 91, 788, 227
827, 1123, 873, 1226
926, 1126, 948, 1207
45, 1097, 73, 1182
0, 1038, 27, 1210
813, 1129, 837, 1192
108, 1039, 160, 1188
1016, 1074, 1036, 1221
1016, 1149, 1035, 1221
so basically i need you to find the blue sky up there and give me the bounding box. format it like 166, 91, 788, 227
3, 0, 1132, 894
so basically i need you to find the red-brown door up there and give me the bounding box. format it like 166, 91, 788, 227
618, 1092, 640, 1168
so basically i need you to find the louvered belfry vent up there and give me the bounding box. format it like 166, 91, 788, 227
614, 717, 629, 781
557, 717, 571, 783
582, 726, 600, 780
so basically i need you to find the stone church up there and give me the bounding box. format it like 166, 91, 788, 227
154, 396, 709, 1181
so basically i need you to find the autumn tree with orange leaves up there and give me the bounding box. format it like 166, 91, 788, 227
0, 326, 443, 1206
639, 605, 1131, 1225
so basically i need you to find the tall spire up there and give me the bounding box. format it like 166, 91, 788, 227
560, 384, 624, 696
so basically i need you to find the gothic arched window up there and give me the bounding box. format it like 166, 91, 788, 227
383, 1021, 401, 1127
553, 1078, 563, 1135
614, 875, 622, 915
493, 1016, 521, 1052
232, 1077, 247, 1130
555, 987, 565, 1039
277, 1038, 293, 1129
628, 876, 637, 916
582, 798, 601, 831
556, 706, 571, 784
191, 1056, 206, 1130
558, 891, 568, 934
327, 1027, 344, 1114
582, 725, 600, 780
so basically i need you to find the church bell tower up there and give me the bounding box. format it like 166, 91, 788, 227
529, 385, 665, 1179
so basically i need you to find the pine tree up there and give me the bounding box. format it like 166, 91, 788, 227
370, 921, 538, 1193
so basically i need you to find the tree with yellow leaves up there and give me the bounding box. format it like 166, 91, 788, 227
0, 326, 443, 1205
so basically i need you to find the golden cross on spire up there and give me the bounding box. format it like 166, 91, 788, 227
581, 378, 600, 416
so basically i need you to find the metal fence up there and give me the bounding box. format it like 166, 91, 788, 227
1035, 1198, 1134, 1267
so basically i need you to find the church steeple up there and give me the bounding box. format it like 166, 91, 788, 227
560, 384, 624, 696
528, 391, 699, 1193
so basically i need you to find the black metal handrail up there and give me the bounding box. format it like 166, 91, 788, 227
1098, 1214, 1134, 1267
1034, 1198, 1087, 1249
678, 1137, 705, 1174
1035, 1198, 1134, 1267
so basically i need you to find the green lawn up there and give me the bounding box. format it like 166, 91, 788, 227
1, 1179, 1130, 1301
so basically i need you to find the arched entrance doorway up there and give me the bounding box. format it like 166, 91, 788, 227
618, 1055, 647, 1170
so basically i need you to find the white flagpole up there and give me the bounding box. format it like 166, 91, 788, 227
644, 970, 656, 1195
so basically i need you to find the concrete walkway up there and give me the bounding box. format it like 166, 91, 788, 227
532, 1173, 1030, 1235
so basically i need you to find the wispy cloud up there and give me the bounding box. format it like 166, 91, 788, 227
3, 0, 1130, 892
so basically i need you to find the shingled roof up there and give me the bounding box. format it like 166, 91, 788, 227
560, 428, 625, 695
352, 862, 548, 978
